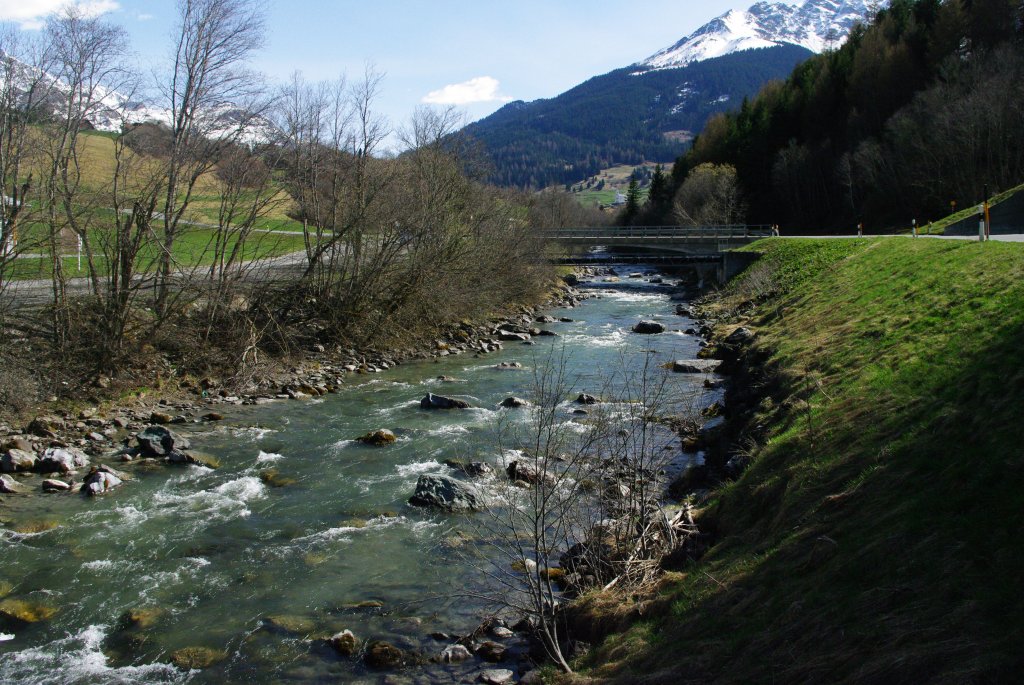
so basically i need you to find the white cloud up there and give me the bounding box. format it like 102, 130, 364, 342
0, 0, 120, 30
137, 12, 153, 21
422, 76, 512, 106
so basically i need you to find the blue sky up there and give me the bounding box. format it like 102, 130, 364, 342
1, 0, 756, 147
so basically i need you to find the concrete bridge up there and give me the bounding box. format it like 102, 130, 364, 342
545, 225, 772, 282
543, 225, 773, 253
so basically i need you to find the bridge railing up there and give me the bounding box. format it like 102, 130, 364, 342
542, 225, 774, 239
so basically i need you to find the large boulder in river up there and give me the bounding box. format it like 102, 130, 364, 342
1, 448, 37, 473
575, 393, 600, 405
671, 359, 722, 374
632, 320, 666, 334
420, 393, 470, 410
409, 474, 485, 511
36, 447, 89, 474
136, 425, 190, 457
499, 396, 531, 409
364, 640, 405, 668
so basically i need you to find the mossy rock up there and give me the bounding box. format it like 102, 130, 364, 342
188, 453, 221, 469
170, 646, 227, 669
0, 580, 13, 598
364, 640, 404, 668
259, 469, 296, 488
328, 629, 359, 656
119, 606, 165, 630
302, 552, 329, 567
541, 567, 567, 584
10, 520, 59, 535
356, 429, 397, 446
265, 614, 317, 635
0, 597, 59, 626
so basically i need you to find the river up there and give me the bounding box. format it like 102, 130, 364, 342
0, 268, 720, 684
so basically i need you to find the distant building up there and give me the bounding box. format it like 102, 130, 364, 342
611, 191, 627, 207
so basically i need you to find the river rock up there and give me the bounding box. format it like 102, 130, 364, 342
83, 467, 123, 496
25, 417, 61, 438
478, 668, 515, 684
0, 474, 29, 494
494, 362, 522, 370
3, 437, 33, 452
41, 479, 71, 492
149, 411, 174, 425
499, 397, 530, 409
499, 331, 531, 342
36, 447, 89, 474
675, 304, 693, 317
421, 393, 470, 410
357, 429, 397, 446
409, 474, 485, 511
364, 640, 404, 668
507, 461, 555, 487
575, 393, 600, 405
170, 646, 227, 669
136, 426, 191, 457
329, 629, 359, 656
536, 315, 557, 323
632, 320, 666, 334
0, 597, 58, 626
725, 327, 756, 345
439, 643, 472, 663
1, 448, 36, 473
671, 359, 722, 374
476, 640, 507, 662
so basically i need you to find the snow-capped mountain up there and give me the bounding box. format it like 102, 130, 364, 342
639, 0, 881, 71
0, 51, 274, 145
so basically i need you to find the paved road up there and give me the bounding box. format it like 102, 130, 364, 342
3, 249, 310, 309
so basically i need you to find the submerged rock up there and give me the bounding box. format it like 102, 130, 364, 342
409, 474, 485, 511
0, 597, 58, 627
170, 646, 227, 669
439, 643, 472, 663
420, 393, 470, 410
364, 640, 404, 668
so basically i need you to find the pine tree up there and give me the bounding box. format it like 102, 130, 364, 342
622, 175, 641, 225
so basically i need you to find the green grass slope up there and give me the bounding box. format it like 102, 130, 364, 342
573, 238, 1024, 683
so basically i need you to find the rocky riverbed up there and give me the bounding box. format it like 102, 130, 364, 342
0, 267, 725, 684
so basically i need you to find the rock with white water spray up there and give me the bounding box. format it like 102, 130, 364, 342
499, 396, 531, 409
575, 393, 600, 405
409, 474, 485, 511
329, 629, 359, 656
420, 393, 470, 410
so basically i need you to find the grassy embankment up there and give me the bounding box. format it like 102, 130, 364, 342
7, 130, 306, 281
571, 237, 1024, 683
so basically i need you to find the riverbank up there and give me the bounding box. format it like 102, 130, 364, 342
565, 238, 1024, 683
0, 277, 594, 483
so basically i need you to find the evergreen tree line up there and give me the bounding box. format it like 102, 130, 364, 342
643, 0, 1024, 232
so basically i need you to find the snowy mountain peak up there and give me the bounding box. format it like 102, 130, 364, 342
638, 0, 882, 71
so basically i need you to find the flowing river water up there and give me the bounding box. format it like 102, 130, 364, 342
0, 268, 720, 684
